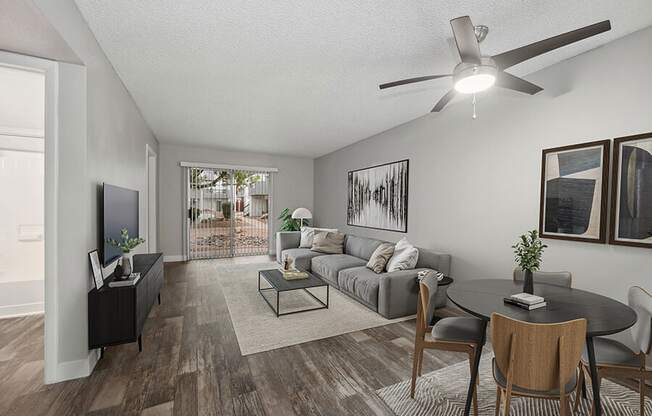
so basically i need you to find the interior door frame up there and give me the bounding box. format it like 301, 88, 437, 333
0, 52, 59, 384
145, 143, 157, 253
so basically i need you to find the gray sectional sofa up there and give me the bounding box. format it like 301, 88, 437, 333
276, 232, 451, 319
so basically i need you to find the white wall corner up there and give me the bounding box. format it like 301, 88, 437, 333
53, 349, 99, 384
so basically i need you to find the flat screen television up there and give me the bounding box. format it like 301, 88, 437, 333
102, 183, 139, 266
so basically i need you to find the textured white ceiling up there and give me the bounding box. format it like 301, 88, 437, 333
74, 0, 652, 158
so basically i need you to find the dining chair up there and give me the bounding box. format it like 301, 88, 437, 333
411, 275, 485, 416
513, 269, 573, 288
574, 286, 652, 415
491, 313, 587, 416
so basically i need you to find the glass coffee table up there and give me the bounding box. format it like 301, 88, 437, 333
258, 269, 329, 317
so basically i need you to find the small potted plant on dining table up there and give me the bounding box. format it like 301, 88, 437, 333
512, 229, 547, 294
107, 228, 145, 277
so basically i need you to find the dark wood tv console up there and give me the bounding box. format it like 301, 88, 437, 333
88, 253, 164, 355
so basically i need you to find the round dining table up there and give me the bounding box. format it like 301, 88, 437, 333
447, 279, 637, 416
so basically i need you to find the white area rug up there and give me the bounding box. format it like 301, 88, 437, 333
215, 262, 414, 355
377, 355, 648, 415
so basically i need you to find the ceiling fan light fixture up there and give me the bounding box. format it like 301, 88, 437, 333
454, 73, 496, 94
453, 61, 497, 94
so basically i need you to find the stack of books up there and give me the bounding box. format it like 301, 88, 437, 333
504, 292, 547, 310
108, 273, 141, 287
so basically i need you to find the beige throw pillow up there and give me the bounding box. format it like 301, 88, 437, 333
386, 237, 419, 272
299, 226, 337, 248
311, 231, 345, 254
366, 243, 395, 274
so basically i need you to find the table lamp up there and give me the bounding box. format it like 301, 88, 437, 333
291, 207, 312, 228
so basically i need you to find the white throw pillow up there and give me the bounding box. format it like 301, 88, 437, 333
386, 238, 419, 272
299, 226, 337, 248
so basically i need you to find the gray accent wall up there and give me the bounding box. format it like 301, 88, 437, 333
314, 26, 652, 304
158, 143, 314, 260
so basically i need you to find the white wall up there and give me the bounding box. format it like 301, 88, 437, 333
2, 0, 159, 382
0, 65, 45, 317
159, 143, 313, 260
314, 27, 652, 304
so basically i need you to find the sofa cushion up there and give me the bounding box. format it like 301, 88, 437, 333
311, 231, 345, 254
299, 226, 337, 248
311, 254, 367, 286
387, 238, 419, 272
344, 235, 385, 261
337, 266, 381, 310
366, 243, 395, 273
281, 248, 325, 271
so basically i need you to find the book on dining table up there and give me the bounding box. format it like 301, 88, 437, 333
504, 292, 547, 310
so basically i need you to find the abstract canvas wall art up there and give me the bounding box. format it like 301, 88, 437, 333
347, 159, 408, 232
610, 133, 652, 248
539, 140, 610, 243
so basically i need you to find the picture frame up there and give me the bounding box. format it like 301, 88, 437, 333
539, 139, 610, 243
347, 159, 409, 233
609, 132, 652, 249
89, 249, 104, 290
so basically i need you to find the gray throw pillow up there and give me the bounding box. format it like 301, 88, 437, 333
311, 231, 345, 254
366, 243, 395, 274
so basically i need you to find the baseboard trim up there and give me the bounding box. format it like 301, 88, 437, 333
0, 302, 44, 319
51, 349, 99, 384
164, 255, 185, 263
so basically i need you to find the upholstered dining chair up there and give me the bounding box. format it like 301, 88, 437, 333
411, 275, 485, 416
513, 269, 573, 288
574, 286, 652, 415
491, 313, 586, 416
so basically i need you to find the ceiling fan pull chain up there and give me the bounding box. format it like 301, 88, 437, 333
472, 93, 477, 119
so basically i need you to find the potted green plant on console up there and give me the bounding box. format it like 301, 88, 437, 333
512, 230, 547, 294
107, 228, 145, 277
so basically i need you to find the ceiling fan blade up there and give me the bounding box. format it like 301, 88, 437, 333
450, 16, 482, 64
379, 74, 451, 90
431, 89, 456, 112
493, 20, 611, 70
495, 72, 543, 95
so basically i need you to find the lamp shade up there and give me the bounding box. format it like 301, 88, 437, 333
291, 207, 312, 219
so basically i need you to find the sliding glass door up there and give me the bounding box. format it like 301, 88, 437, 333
185, 166, 271, 259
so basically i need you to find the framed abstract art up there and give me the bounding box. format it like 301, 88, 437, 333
539, 140, 610, 243
610, 132, 652, 248
347, 159, 409, 232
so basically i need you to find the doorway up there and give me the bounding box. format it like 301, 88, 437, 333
184, 165, 273, 259
0, 65, 45, 318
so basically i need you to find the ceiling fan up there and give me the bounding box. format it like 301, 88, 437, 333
379, 16, 611, 113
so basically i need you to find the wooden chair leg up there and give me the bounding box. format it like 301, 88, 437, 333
574, 365, 585, 412
495, 386, 502, 416
503, 389, 512, 416
640, 376, 645, 416
417, 347, 424, 376
468, 351, 478, 416
560, 392, 568, 416
410, 345, 420, 398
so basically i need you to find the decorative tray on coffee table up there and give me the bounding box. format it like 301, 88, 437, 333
278, 268, 309, 280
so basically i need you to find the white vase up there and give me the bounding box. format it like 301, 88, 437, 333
121, 253, 133, 276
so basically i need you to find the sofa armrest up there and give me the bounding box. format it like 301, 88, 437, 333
377, 268, 427, 319
276, 231, 301, 262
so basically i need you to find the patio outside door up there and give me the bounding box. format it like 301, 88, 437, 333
185, 167, 271, 259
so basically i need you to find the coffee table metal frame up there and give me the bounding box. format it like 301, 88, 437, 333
257, 269, 329, 317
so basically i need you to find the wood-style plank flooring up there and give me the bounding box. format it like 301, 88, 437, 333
0, 256, 468, 416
